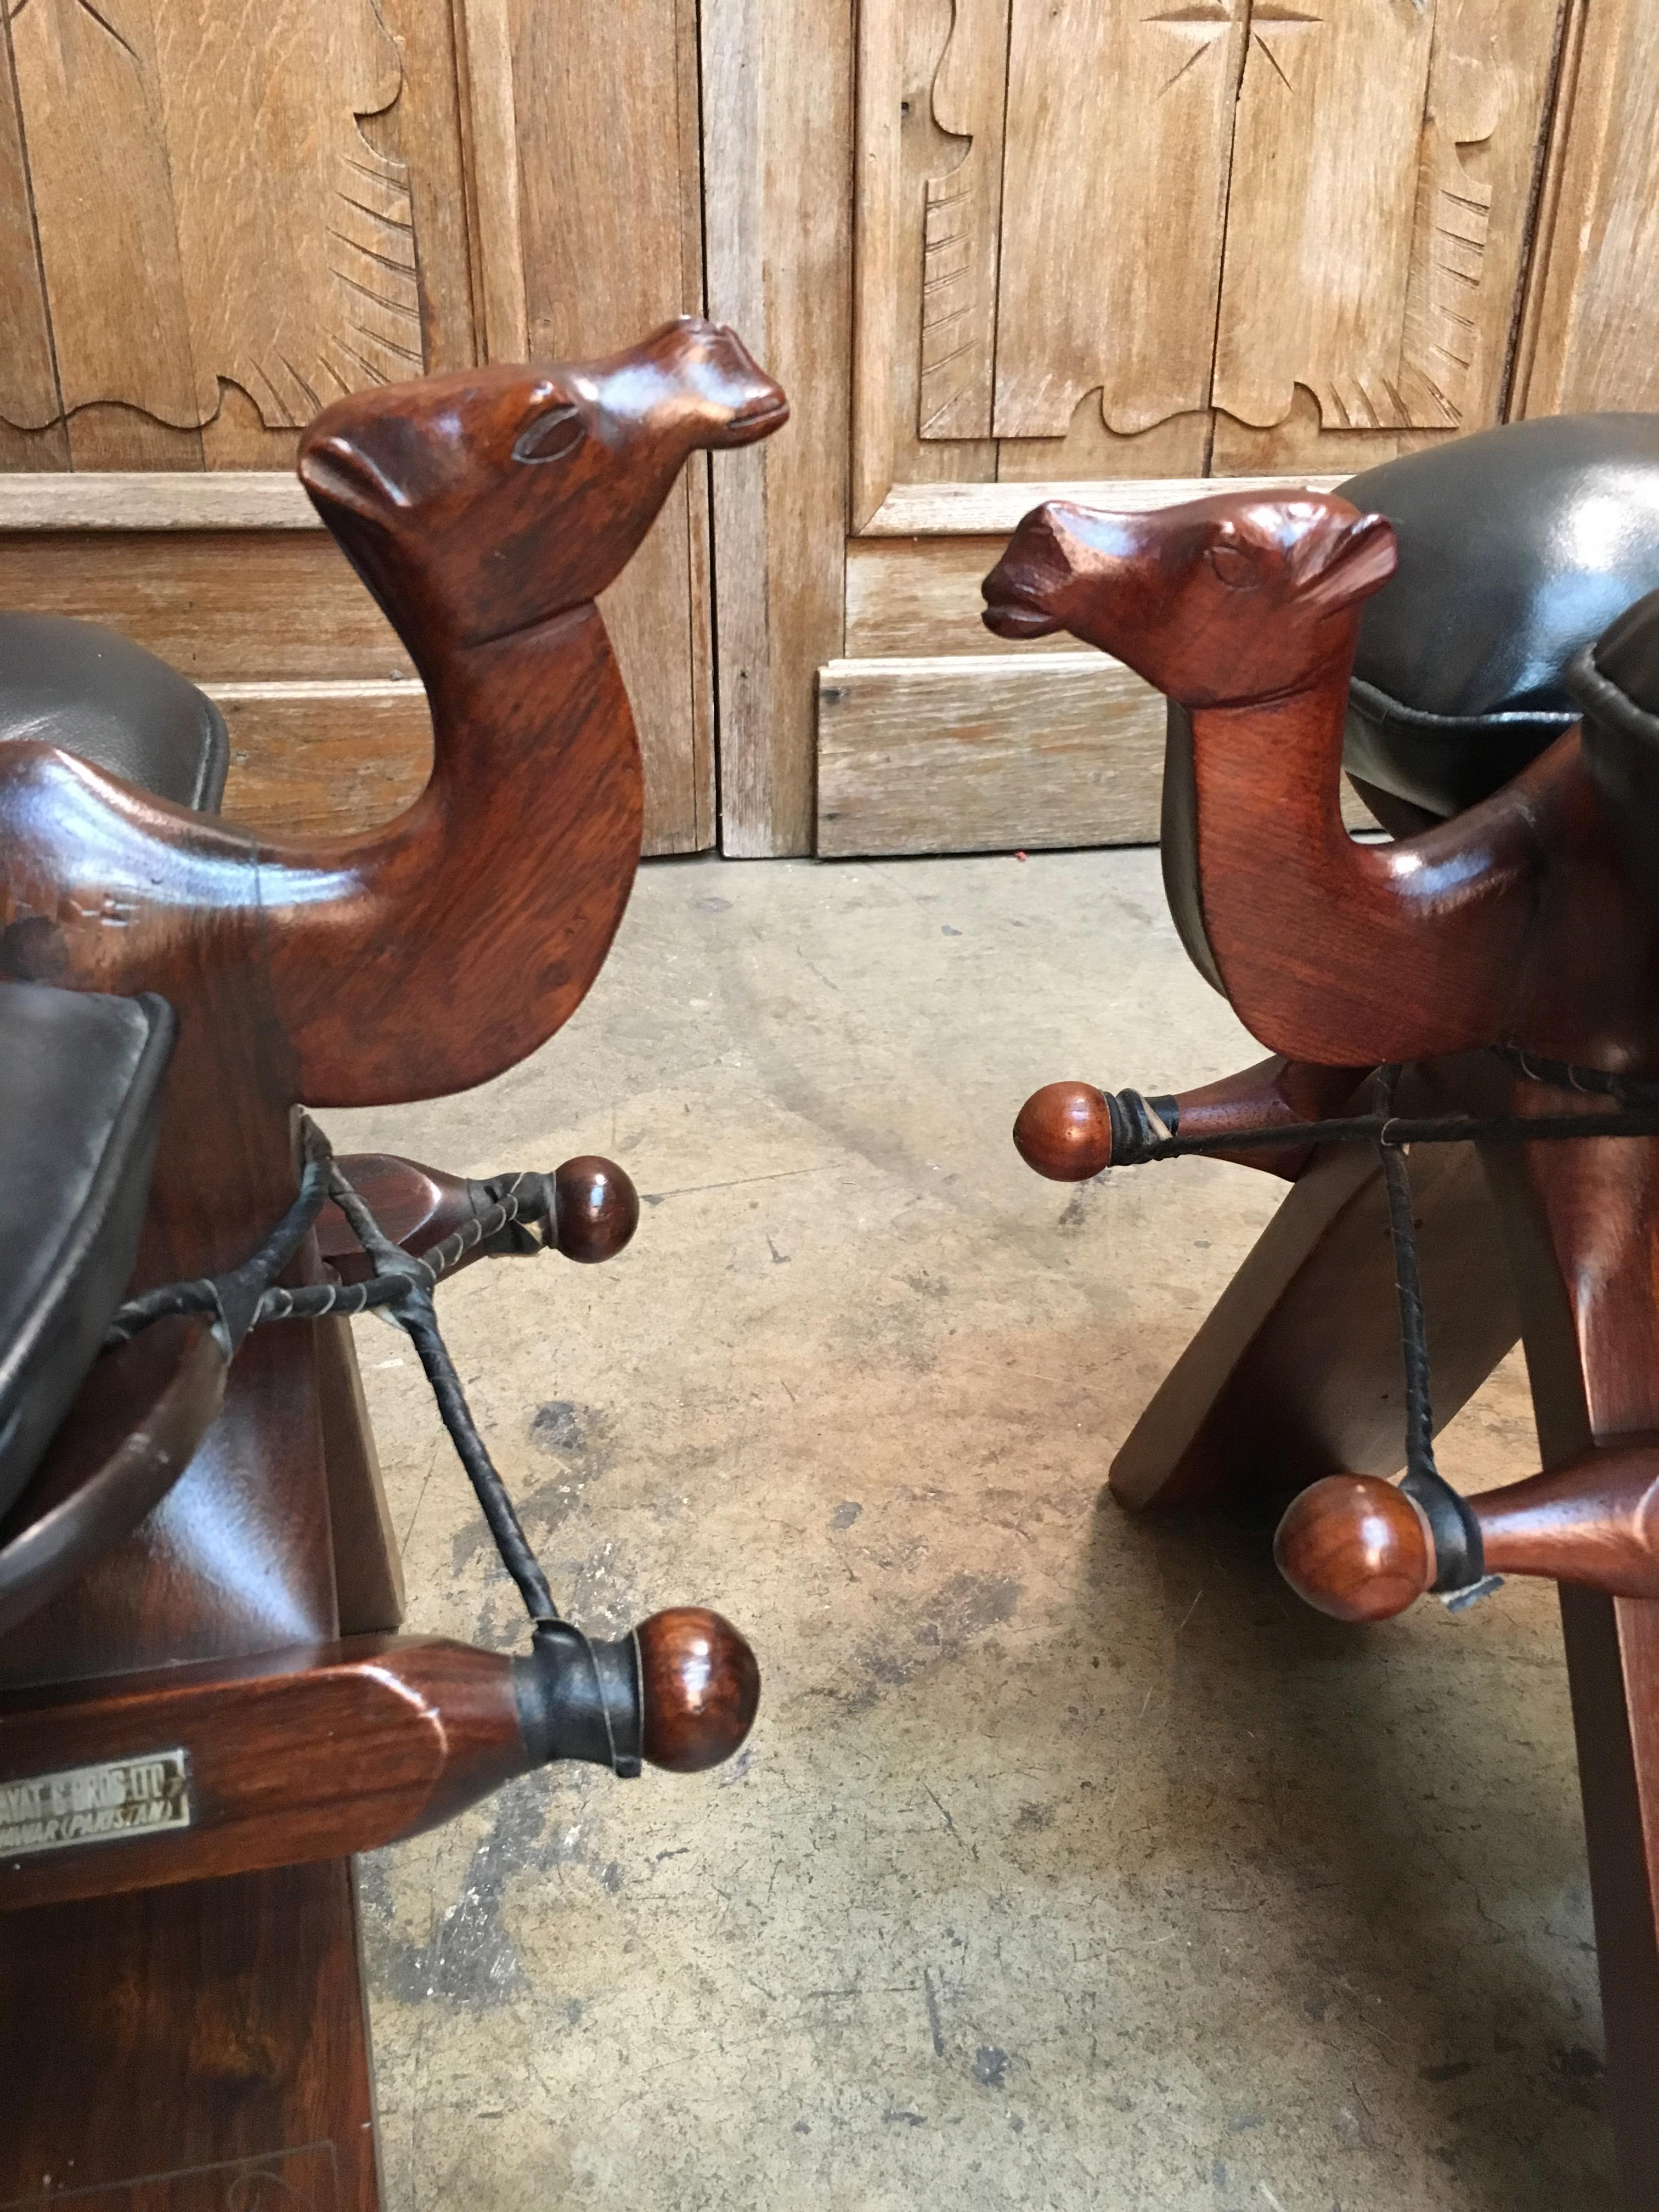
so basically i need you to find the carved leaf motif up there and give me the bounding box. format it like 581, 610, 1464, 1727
920, 146, 987, 438
1210, 0, 1523, 438
918, 0, 1008, 441
7, 0, 424, 434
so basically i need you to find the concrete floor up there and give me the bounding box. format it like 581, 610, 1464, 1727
328, 848, 1612, 2212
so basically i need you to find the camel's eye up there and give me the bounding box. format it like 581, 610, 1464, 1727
514, 403, 587, 465
1205, 540, 1260, 590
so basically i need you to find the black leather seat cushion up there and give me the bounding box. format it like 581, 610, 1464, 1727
1339, 414, 1659, 819
1568, 586, 1659, 896
0, 613, 227, 813
0, 982, 176, 1521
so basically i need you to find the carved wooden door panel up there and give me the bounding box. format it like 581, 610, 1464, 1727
816, 0, 1659, 857
0, 0, 710, 854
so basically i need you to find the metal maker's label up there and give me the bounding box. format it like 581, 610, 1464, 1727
0, 1747, 191, 1859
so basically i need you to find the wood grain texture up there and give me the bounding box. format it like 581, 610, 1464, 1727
1273, 1472, 1436, 1623
0, 1636, 529, 1907
9, 0, 432, 449
216, 681, 430, 839
995, 0, 1244, 445
0, 529, 413, 681
818, 651, 1161, 855
918, 0, 1009, 443
859, 476, 1341, 538
0, 22, 60, 445
0, 531, 695, 853
637, 1607, 761, 1773
0, 473, 321, 527
1476, 1092, 1659, 2200
455, 0, 529, 362
0, 1861, 379, 2209
505, 0, 714, 852
1108, 1136, 1519, 1511
1276, 1442, 1659, 1621
816, 651, 1375, 857
1212, 0, 1562, 472
704, 0, 854, 853
1013, 1057, 1371, 1185
1513, 0, 1659, 416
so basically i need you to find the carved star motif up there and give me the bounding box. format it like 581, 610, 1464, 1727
1248, 4, 1323, 93
1141, 0, 1239, 97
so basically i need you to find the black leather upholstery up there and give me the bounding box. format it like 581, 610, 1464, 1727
0, 981, 176, 1520
1339, 414, 1659, 820
1566, 588, 1659, 897
0, 613, 227, 813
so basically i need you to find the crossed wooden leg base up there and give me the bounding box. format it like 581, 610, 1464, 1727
1109, 1123, 1659, 2208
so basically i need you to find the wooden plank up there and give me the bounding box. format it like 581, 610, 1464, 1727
376, 0, 481, 376
816, 652, 1376, 856
1513, 0, 1659, 415
992, 0, 1245, 448
704, 0, 855, 855
817, 651, 1165, 855
508, 0, 712, 854
455, 0, 530, 362
1212, 0, 1565, 473
10, 0, 203, 467
0, 532, 695, 853
212, 680, 430, 837
847, 535, 1077, 657
10, 0, 436, 466
0, 472, 320, 528
919, 0, 1010, 444
0, 24, 61, 445
860, 474, 1342, 538
0, 531, 411, 681
851, 0, 904, 527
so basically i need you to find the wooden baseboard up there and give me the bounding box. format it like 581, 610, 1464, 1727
816, 653, 1378, 857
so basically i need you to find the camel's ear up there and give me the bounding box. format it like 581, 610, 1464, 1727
1297, 509, 1397, 618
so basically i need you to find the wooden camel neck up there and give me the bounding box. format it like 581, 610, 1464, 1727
1167, 659, 1580, 1067
262, 600, 642, 1108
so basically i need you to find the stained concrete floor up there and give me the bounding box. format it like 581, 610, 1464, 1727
327, 848, 1612, 2211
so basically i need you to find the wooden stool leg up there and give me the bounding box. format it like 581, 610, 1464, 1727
1561, 1586, 1659, 2207
0, 1860, 380, 2209
1483, 1125, 1659, 2208
1110, 1137, 1519, 1511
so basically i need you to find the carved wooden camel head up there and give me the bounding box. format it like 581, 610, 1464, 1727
984, 489, 1649, 1074
0, 317, 789, 1122
301, 317, 788, 670
982, 492, 1398, 704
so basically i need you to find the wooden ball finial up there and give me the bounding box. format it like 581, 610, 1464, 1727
1273, 1475, 1436, 1622
551, 1155, 640, 1263
636, 1606, 760, 1772
1013, 1081, 1114, 1181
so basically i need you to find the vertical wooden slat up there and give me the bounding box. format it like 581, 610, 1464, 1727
453, 0, 529, 362
11, 0, 205, 469
1214, 0, 1566, 474
0, 9, 62, 460
1513, 0, 1659, 416
506, 0, 710, 854
991, 0, 1243, 450
705, 0, 855, 854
